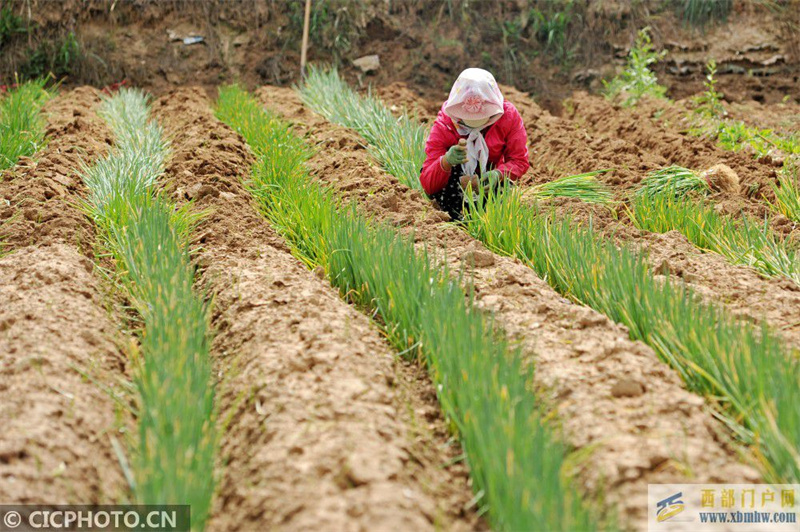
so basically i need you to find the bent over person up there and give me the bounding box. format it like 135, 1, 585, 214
419, 68, 530, 220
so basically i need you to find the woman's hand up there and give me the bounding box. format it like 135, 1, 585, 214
481, 170, 503, 185
459, 174, 480, 194
481, 170, 504, 195
443, 139, 468, 169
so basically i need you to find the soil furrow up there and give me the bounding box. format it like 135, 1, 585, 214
502, 88, 800, 350
150, 88, 476, 532
0, 88, 113, 254
0, 89, 126, 503
258, 85, 761, 531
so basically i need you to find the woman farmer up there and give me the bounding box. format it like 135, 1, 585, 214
420, 68, 530, 220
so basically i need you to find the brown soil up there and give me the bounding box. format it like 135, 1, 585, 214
0, 244, 126, 503
502, 85, 670, 191
502, 87, 800, 351
258, 85, 762, 531
0, 90, 127, 504
150, 88, 478, 531
0, 88, 112, 255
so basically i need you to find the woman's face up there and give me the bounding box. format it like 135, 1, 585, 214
463, 117, 489, 128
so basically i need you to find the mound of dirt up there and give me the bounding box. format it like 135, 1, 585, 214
501, 85, 669, 191
0, 244, 126, 504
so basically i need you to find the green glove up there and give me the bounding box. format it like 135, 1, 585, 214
444, 141, 467, 166
481, 170, 503, 186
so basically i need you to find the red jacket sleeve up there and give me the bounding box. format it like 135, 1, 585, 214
495, 103, 530, 181
420, 110, 457, 195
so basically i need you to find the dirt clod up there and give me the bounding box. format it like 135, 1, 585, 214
611, 378, 646, 398
702, 163, 741, 194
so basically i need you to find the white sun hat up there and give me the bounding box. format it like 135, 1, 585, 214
444, 68, 505, 122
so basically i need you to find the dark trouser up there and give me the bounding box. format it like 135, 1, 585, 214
430, 165, 469, 221
430, 165, 505, 222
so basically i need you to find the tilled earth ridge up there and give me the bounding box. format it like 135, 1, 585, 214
258, 85, 761, 531
0, 245, 126, 503
0, 91, 127, 504
500, 88, 800, 351
0, 87, 113, 254
151, 88, 478, 532
565, 92, 797, 235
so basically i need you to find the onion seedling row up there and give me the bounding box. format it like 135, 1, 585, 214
299, 69, 800, 485
630, 175, 800, 285
0, 78, 51, 171
80, 88, 216, 529
215, 85, 607, 532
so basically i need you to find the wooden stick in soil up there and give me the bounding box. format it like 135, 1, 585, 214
300, 0, 312, 79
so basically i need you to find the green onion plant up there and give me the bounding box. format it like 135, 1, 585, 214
216, 84, 604, 532
298, 66, 429, 191
630, 192, 800, 285
528, 170, 614, 205
637, 165, 711, 199
81, 88, 215, 529
299, 69, 800, 485
0, 78, 51, 170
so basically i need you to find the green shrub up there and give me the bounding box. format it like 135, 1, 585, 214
20, 32, 82, 80
603, 27, 667, 107
0, 5, 26, 47
692, 59, 725, 120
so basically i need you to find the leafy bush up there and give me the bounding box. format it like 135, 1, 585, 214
692, 59, 725, 120
20, 32, 82, 80
0, 5, 26, 47
603, 27, 667, 107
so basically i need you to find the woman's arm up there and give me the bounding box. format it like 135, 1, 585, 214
420, 113, 458, 195
495, 104, 530, 181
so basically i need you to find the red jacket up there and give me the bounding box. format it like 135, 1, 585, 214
420, 100, 530, 195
